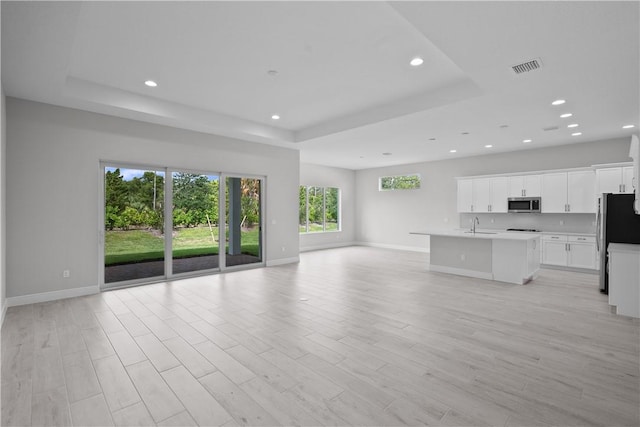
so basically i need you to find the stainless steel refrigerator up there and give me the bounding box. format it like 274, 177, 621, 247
597, 193, 640, 293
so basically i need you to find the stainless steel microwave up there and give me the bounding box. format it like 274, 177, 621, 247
508, 197, 541, 213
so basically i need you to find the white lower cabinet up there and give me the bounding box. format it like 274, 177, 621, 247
542, 234, 598, 270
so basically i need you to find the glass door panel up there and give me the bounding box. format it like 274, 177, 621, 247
224, 177, 262, 268
171, 172, 220, 274
104, 167, 165, 285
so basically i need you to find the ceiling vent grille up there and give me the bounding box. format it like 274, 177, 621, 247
543, 126, 559, 132
511, 58, 542, 74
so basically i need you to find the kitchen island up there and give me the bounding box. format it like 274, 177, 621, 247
410, 229, 540, 284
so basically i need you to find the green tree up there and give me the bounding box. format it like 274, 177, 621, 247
240, 178, 260, 227
173, 173, 213, 227
105, 168, 127, 230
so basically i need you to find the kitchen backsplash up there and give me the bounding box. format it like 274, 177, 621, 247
459, 213, 596, 234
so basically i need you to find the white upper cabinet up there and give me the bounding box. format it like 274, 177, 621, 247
541, 171, 595, 213
458, 177, 509, 213
457, 178, 473, 212
567, 170, 596, 213
596, 166, 634, 194
490, 177, 509, 213
472, 178, 491, 213
541, 173, 568, 213
508, 175, 541, 197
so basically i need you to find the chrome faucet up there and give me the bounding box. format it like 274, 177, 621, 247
472, 216, 479, 233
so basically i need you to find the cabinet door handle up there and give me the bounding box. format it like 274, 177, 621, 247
619, 184, 623, 193
567, 204, 570, 212
488, 205, 492, 212
622, 184, 626, 193
578, 237, 586, 241
471, 205, 474, 212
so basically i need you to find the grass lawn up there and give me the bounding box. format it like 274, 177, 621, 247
105, 226, 259, 265
299, 222, 339, 233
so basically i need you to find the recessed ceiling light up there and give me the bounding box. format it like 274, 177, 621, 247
571, 132, 582, 136
567, 123, 579, 128
560, 113, 573, 118
382, 152, 392, 156
485, 144, 493, 148
523, 139, 532, 143
551, 99, 566, 106
144, 80, 158, 87
271, 115, 280, 120
450, 149, 457, 153
410, 57, 424, 66
622, 124, 635, 129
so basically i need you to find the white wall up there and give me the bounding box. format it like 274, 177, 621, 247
299, 163, 356, 251
1, 87, 6, 321
355, 138, 633, 251
6, 98, 300, 301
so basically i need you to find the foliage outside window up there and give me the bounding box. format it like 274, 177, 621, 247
379, 174, 421, 191
299, 186, 340, 233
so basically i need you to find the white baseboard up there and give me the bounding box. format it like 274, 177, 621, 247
429, 264, 493, 281
354, 241, 429, 254
266, 256, 300, 267
7, 285, 100, 307
300, 241, 356, 253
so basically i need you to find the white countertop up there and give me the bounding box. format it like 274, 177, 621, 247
541, 231, 596, 237
410, 229, 540, 241
608, 243, 640, 254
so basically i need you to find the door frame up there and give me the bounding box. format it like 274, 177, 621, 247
99, 162, 266, 290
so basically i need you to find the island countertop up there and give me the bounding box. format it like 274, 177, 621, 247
410, 229, 541, 241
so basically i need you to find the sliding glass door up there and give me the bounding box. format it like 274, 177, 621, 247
104, 166, 166, 284
224, 176, 263, 268
102, 165, 264, 288
171, 172, 220, 274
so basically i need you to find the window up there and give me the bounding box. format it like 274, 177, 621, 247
299, 186, 340, 233
379, 173, 421, 191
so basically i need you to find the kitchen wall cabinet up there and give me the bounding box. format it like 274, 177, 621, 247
596, 166, 634, 194
567, 170, 596, 213
541, 173, 568, 213
457, 178, 473, 212
542, 234, 597, 270
457, 177, 508, 213
541, 171, 595, 213
472, 178, 491, 213
509, 175, 541, 197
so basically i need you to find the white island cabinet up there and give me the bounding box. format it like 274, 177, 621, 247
410, 230, 540, 285
608, 243, 640, 318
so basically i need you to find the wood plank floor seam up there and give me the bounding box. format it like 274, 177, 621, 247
1, 247, 638, 426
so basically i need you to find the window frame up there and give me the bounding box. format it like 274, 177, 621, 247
378, 173, 422, 191
299, 185, 341, 234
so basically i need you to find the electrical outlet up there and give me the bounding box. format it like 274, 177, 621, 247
560, 220, 564, 225
460, 254, 466, 262
63, 270, 70, 278
490, 218, 495, 223
281, 246, 286, 252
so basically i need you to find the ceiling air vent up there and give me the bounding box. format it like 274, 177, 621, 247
543, 126, 559, 132
511, 58, 542, 74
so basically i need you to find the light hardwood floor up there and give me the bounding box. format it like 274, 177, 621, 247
2, 246, 639, 426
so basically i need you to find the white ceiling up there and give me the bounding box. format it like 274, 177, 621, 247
2, 1, 638, 170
